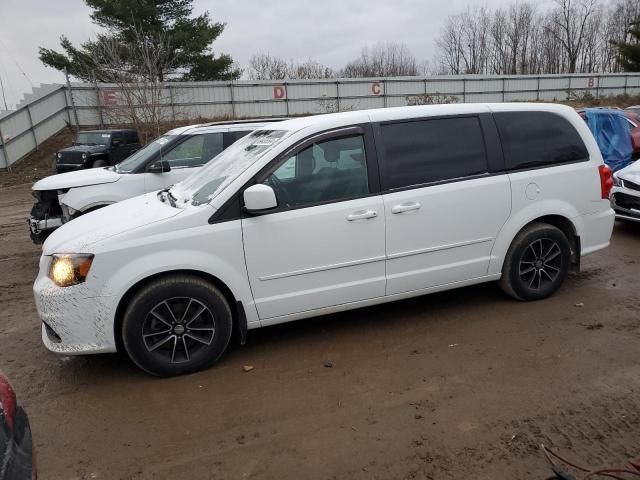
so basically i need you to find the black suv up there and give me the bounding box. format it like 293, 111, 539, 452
55, 129, 141, 173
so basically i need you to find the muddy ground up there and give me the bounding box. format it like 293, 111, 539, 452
0, 182, 639, 480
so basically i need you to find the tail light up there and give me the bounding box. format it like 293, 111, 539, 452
599, 165, 614, 199
0, 373, 17, 430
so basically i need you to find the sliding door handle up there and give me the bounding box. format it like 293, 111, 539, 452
391, 202, 421, 214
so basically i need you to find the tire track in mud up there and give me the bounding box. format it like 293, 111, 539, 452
404, 382, 640, 479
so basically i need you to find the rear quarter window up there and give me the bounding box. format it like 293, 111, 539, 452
494, 111, 588, 171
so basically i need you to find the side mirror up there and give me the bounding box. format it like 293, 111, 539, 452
148, 160, 171, 173
243, 184, 277, 214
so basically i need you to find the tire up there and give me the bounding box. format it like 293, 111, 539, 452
91, 159, 108, 168
499, 223, 571, 301
122, 275, 233, 377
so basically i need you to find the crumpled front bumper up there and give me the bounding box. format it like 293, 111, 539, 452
610, 184, 640, 222
33, 256, 118, 355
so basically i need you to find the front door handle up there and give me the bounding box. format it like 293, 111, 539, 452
347, 210, 377, 221
391, 202, 421, 214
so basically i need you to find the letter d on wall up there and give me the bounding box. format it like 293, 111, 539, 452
273, 86, 287, 100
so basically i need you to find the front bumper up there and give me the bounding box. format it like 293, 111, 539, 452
610, 185, 640, 222
55, 163, 85, 173
33, 258, 118, 354
28, 216, 62, 237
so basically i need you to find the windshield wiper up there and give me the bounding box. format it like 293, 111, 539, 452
167, 190, 177, 208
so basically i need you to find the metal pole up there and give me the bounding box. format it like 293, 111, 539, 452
462, 77, 467, 103
168, 85, 176, 121
335, 80, 340, 113
229, 82, 236, 118
94, 79, 104, 128
536, 76, 541, 101
624, 74, 629, 96
596, 76, 600, 99
383, 80, 388, 108
284, 82, 290, 116
0, 121, 8, 170
65, 70, 80, 131
502, 77, 506, 102
26, 105, 38, 150
567, 76, 572, 101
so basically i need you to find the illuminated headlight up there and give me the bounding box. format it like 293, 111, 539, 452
82, 153, 88, 160
48, 254, 94, 287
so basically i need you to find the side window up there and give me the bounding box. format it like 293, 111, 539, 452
201, 133, 224, 164
380, 117, 488, 190
494, 111, 589, 171
110, 132, 124, 146
265, 135, 369, 208
162, 135, 205, 168
126, 131, 139, 144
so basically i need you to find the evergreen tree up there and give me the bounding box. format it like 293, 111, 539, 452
615, 17, 640, 72
39, 0, 240, 82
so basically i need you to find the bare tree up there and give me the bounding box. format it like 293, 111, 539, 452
547, 0, 598, 73
88, 26, 177, 142
341, 42, 419, 77
247, 53, 333, 80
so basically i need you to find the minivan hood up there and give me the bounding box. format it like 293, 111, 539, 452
33, 168, 121, 191
42, 193, 181, 254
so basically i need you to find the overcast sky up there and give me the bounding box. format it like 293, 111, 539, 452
0, 0, 538, 109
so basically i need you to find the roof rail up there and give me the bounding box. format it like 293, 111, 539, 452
201, 117, 290, 127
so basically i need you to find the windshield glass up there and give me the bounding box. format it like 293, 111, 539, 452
116, 135, 177, 173
76, 132, 111, 146
173, 129, 290, 206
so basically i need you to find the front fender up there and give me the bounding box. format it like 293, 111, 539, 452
60, 178, 140, 212
488, 199, 583, 276
95, 221, 258, 326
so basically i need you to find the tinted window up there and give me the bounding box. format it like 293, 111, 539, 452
380, 117, 488, 190
494, 111, 588, 171
126, 131, 139, 144
265, 135, 369, 208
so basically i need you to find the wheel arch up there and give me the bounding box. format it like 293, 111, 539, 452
113, 269, 241, 354
490, 206, 583, 276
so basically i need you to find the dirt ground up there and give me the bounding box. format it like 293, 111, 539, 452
1, 180, 639, 480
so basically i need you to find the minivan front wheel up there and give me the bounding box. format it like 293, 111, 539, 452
500, 223, 571, 301
122, 275, 233, 376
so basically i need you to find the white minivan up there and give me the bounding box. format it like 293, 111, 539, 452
33, 103, 615, 376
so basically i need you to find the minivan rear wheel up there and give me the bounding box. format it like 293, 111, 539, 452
500, 223, 571, 301
122, 275, 233, 376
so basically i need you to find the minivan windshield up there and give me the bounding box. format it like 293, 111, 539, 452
116, 135, 177, 173
172, 129, 290, 206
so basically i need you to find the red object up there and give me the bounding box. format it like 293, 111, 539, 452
599, 164, 614, 199
623, 111, 640, 155
0, 373, 17, 430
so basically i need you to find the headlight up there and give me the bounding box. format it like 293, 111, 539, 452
82, 153, 88, 160
612, 174, 623, 187
56, 153, 62, 159
48, 254, 94, 287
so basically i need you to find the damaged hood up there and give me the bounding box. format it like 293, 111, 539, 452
617, 160, 640, 184
42, 192, 182, 255
33, 168, 122, 191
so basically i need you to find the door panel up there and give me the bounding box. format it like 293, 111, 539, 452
242, 197, 386, 319
241, 130, 385, 320
384, 175, 511, 294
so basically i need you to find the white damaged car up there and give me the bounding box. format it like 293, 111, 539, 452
611, 160, 640, 222
28, 119, 281, 243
